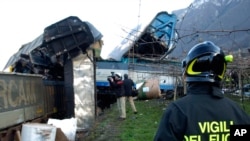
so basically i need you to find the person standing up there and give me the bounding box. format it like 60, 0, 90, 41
123, 73, 138, 115
154, 41, 250, 141
108, 73, 126, 120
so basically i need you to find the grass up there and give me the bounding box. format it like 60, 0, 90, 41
83, 98, 168, 141
224, 94, 250, 114
120, 99, 168, 141
82, 95, 250, 141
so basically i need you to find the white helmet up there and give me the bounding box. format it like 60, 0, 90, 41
115, 73, 122, 79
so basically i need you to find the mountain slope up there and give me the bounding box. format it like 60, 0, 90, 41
169, 0, 250, 59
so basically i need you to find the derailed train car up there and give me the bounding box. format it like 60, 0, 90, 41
96, 11, 180, 107
1, 11, 179, 140
96, 58, 184, 102
1, 16, 102, 140
107, 11, 178, 61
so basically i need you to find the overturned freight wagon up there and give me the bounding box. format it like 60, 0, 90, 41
3, 16, 103, 131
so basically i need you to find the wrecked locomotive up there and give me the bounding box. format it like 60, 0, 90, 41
95, 11, 180, 105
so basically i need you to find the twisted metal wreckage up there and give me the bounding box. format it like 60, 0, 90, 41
2, 11, 178, 132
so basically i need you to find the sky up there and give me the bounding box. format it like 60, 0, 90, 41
0, 0, 194, 70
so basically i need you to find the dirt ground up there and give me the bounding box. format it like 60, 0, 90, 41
76, 107, 123, 141
75, 99, 168, 141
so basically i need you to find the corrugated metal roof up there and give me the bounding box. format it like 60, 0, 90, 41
4, 34, 44, 70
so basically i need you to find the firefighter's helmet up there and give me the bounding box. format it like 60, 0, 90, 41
182, 41, 233, 82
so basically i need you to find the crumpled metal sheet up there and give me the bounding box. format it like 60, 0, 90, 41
72, 49, 95, 130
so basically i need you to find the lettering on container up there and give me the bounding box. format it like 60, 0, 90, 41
0, 78, 37, 110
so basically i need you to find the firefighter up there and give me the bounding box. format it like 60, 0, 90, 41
154, 41, 250, 141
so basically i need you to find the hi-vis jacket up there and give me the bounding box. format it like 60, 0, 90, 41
154, 83, 250, 141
